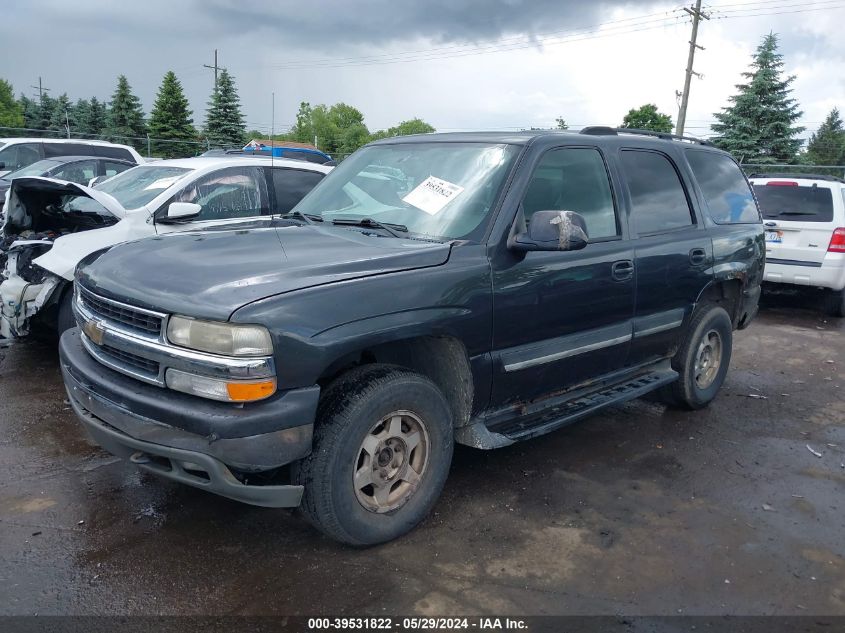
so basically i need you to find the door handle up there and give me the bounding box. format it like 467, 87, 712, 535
611, 259, 634, 281
689, 248, 707, 266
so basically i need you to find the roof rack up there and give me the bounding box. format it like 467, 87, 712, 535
579, 126, 714, 146
747, 172, 845, 183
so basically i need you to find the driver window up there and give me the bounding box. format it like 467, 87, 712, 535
522, 148, 619, 240
173, 167, 267, 220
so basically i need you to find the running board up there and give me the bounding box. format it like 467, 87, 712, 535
487, 365, 678, 443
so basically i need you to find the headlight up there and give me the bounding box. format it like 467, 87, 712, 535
166, 316, 273, 356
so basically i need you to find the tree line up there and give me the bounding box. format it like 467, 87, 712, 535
0, 33, 842, 165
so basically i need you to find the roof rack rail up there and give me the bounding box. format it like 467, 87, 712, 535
579, 126, 713, 146
747, 172, 845, 183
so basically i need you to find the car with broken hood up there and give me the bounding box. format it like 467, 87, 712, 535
0, 156, 331, 340
60, 128, 764, 545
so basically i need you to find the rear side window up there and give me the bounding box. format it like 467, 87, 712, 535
93, 145, 135, 161
272, 168, 325, 213
0, 142, 42, 171
620, 150, 694, 234
686, 151, 759, 224
752, 184, 834, 223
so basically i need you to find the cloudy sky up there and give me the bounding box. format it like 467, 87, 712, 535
1, 0, 843, 141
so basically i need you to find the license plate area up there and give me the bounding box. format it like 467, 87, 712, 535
765, 230, 783, 244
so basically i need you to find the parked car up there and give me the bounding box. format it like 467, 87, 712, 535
749, 173, 845, 316
60, 128, 764, 545
0, 156, 135, 212
0, 156, 331, 340
0, 138, 143, 178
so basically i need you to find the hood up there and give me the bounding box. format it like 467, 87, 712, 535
3, 177, 126, 236
77, 223, 452, 321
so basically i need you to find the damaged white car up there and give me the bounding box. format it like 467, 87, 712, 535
0, 156, 332, 340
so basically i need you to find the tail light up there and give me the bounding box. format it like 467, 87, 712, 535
829, 228, 845, 253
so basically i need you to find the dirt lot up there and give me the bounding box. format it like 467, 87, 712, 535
0, 296, 843, 616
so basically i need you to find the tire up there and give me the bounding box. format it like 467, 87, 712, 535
57, 288, 76, 335
662, 304, 733, 410
293, 364, 454, 546
823, 289, 845, 318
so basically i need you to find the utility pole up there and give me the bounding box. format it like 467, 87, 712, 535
204, 50, 221, 93
676, 0, 709, 137
30, 76, 50, 101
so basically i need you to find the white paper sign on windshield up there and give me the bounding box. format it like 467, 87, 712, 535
402, 176, 464, 216
143, 176, 182, 191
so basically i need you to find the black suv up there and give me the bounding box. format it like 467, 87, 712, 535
60, 129, 764, 545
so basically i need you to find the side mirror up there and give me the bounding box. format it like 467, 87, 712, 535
162, 202, 201, 222
88, 176, 107, 188
509, 210, 589, 252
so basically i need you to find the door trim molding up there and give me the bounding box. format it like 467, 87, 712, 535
500, 322, 632, 373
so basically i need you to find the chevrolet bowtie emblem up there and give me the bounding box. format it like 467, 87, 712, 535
83, 319, 106, 346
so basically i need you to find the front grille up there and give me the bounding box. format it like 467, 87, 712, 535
99, 343, 161, 377
79, 288, 163, 335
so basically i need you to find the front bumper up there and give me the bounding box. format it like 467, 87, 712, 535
60, 328, 320, 508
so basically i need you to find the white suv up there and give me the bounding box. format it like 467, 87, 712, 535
1, 155, 331, 340
750, 174, 845, 316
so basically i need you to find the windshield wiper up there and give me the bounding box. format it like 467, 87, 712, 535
279, 210, 324, 224
331, 217, 409, 238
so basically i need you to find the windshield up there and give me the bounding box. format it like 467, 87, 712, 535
6, 159, 64, 179
753, 184, 834, 223
65, 165, 192, 214
292, 142, 520, 240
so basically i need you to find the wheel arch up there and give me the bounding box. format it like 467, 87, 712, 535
317, 334, 474, 429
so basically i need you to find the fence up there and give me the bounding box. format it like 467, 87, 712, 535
0, 126, 238, 158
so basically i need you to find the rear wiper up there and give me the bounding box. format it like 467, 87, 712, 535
331, 217, 409, 238
279, 210, 324, 224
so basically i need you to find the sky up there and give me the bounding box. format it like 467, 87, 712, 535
1, 0, 843, 142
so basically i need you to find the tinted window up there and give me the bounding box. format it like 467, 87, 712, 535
271, 168, 324, 213
93, 145, 135, 161
522, 147, 618, 239
686, 151, 759, 224
43, 143, 97, 158
621, 150, 693, 234
0, 143, 42, 171
752, 184, 834, 223
174, 166, 267, 220
103, 160, 132, 177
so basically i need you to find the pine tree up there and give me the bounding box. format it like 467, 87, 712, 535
204, 69, 246, 147
72, 99, 92, 135
148, 71, 196, 157
34, 93, 55, 136
806, 108, 845, 166
105, 75, 147, 150
88, 97, 108, 137
18, 94, 39, 130
48, 93, 73, 137
712, 33, 804, 163
0, 79, 24, 129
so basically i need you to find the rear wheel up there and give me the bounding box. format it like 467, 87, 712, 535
661, 304, 733, 410
823, 288, 845, 318
293, 365, 453, 546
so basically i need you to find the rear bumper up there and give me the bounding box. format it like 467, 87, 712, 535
60, 328, 320, 508
764, 255, 845, 291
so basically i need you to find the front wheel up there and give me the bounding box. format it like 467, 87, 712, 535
293, 365, 454, 546
662, 304, 733, 410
